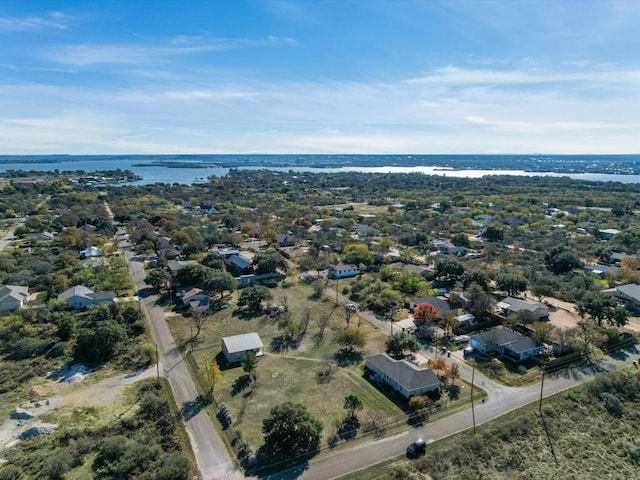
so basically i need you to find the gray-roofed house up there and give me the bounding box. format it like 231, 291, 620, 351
221, 333, 264, 364
0, 285, 29, 311
180, 287, 210, 313
408, 296, 455, 319
615, 283, 640, 310
599, 229, 621, 240
470, 328, 543, 361
365, 353, 441, 399
226, 254, 253, 274
167, 260, 198, 274
497, 296, 549, 321
275, 233, 296, 247
584, 264, 620, 278
58, 286, 115, 309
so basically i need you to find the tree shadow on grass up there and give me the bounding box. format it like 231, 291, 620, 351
251, 446, 315, 479
447, 385, 461, 400
337, 417, 360, 441
270, 335, 301, 353
334, 348, 363, 367
232, 375, 251, 396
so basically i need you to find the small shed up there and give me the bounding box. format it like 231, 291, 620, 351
221, 333, 264, 364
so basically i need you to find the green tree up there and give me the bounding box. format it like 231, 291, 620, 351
343, 394, 364, 419
238, 285, 273, 311
242, 351, 259, 383
482, 225, 504, 242
577, 292, 628, 327
543, 245, 583, 275
253, 250, 288, 274
145, 268, 170, 292
336, 326, 366, 352
343, 243, 372, 266
451, 233, 470, 248
201, 252, 226, 270
262, 402, 323, 458
434, 257, 464, 281
461, 270, 490, 290
414, 302, 438, 325
385, 331, 420, 358
202, 269, 236, 299
495, 272, 528, 296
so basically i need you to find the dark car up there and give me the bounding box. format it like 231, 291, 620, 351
406, 438, 426, 457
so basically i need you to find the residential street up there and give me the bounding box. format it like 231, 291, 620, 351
113, 222, 242, 480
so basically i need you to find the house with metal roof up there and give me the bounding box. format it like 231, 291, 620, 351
615, 283, 640, 311
408, 295, 456, 319
0, 285, 29, 311
365, 353, 440, 399
221, 333, 264, 364
58, 285, 115, 309
497, 296, 548, 321
470, 328, 542, 362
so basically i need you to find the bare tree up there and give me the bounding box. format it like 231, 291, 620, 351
192, 311, 207, 341
316, 314, 331, 343
300, 307, 311, 335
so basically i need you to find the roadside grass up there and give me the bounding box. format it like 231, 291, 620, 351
345, 366, 640, 480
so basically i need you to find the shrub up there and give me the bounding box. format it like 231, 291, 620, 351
0, 465, 24, 480
601, 392, 623, 417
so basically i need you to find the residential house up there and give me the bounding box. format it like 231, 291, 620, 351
408, 295, 455, 319
365, 353, 441, 399
599, 229, 621, 240
221, 333, 264, 364
432, 240, 466, 256
180, 287, 210, 313
28, 232, 54, 242
456, 313, 475, 327
58, 285, 115, 309
329, 264, 359, 279
605, 252, 639, 266
167, 260, 198, 274
226, 254, 253, 274
355, 224, 381, 238
473, 214, 494, 222
470, 328, 543, 362
583, 264, 620, 278
502, 216, 525, 226
497, 296, 549, 321
209, 248, 240, 258
614, 283, 640, 310
0, 285, 29, 311
275, 233, 296, 247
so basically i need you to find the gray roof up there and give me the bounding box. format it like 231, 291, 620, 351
227, 254, 252, 270
584, 264, 620, 275
59, 285, 94, 301
0, 285, 28, 304
332, 264, 358, 273
616, 283, 640, 302
167, 260, 197, 273
410, 296, 454, 314
497, 296, 547, 314
221, 332, 263, 354
472, 328, 541, 354
366, 353, 440, 392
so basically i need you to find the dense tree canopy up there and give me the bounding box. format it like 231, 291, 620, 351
495, 272, 528, 297
435, 257, 464, 282
262, 402, 323, 458
577, 292, 628, 327
543, 245, 583, 275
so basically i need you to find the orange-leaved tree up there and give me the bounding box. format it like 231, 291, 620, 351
414, 302, 438, 325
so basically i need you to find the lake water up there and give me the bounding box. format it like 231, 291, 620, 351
2, 157, 640, 185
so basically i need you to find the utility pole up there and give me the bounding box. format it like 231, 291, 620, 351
539, 366, 546, 412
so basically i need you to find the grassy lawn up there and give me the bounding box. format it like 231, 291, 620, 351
168, 280, 401, 451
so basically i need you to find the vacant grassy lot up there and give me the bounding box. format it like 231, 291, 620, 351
168, 281, 401, 450
347, 365, 640, 480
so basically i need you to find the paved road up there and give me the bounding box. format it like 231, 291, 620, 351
112, 220, 241, 480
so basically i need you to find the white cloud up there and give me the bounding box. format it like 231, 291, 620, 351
0, 11, 68, 32
40, 36, 297, 66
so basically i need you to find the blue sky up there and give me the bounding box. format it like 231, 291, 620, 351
1, 0, 639, 154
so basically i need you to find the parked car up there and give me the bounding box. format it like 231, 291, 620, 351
453, 335, 470, 344
463, 346, 476, 356
406, 438, 426, 457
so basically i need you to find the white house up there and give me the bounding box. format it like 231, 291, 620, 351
221, 333, 264, 364
0, 285, 29, 311
470, 328, 542, 362
365, 353, 440, 399
58, 286, 115, 309
329, 264, 359, 279
80, 246, 102, 258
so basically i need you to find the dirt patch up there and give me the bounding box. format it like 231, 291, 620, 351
548, 308, 581, 330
